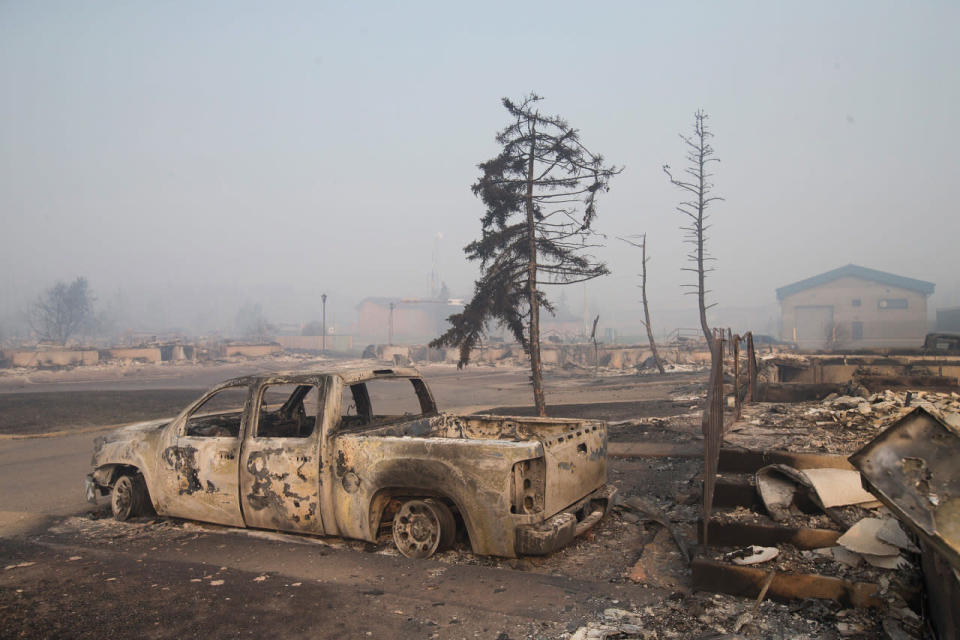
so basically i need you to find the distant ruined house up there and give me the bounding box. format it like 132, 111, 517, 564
777, 264, 934, 350
355, 297, 464, 344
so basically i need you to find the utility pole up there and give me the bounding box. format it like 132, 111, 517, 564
388, 302, 395, 345
321, 293, 327, 351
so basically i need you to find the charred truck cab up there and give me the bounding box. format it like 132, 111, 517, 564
87, 367, 616, 558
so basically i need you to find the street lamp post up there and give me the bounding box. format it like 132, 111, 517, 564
388, 302, 395, 345
321, 293, 327, 351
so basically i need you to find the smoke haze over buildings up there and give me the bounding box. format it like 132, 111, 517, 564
1, 1, 957, 341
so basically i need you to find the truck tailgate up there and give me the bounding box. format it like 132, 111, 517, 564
539, 421, 608, 516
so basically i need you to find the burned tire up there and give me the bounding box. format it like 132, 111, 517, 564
111, 474, 150, 521
392, 499, 455, 559
424, 499, 456, 550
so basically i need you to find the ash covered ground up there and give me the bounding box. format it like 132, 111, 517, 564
0, 354, 940, 638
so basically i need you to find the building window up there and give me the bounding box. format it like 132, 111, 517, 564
878, 298, 908, 310
852, 299, 861, 307
852, 321, 863, 340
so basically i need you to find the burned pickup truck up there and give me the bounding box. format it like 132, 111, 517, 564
87, 367, 615, 558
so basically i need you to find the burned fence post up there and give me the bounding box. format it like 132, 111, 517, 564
702, 332, 725, 546
733, 334, 742, 421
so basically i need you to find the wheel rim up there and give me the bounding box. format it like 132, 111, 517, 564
393, 500, 441, 558
112, 477, 133, 520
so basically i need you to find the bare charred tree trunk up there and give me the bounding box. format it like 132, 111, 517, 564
664, 110, 723, 356
619, 234, 665, 374
639, 236, 665, 373
525, 124, 546, 416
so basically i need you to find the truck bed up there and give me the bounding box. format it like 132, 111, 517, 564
350, 412, 608, 516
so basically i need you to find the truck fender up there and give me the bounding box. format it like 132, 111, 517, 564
362, 459, 496, 552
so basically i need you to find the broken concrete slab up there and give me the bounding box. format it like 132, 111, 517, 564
876, 518, 920, 554
837, 519, 899, 557
802, 469, 877, 509
815, 545, 863, 568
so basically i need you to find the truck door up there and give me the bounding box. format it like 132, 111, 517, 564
163, 385, 248, 527
239, 381, 324, 534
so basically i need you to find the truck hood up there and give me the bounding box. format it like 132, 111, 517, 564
98, 418, 172, 442
91, 418, 172, 465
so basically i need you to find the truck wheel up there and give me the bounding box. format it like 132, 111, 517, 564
392, 499, 453, 559
111, 474, 150, 521
424, 499, 456, 550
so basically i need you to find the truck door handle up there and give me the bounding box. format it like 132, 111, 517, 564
218, 452, 235, 460
295, 455, 309, 463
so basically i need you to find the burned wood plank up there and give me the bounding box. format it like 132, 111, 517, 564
757, 383, 845, 403
691, 558, 882, 608
610, 444, 854, 473
697, 519, 841, 549
607, 442, 702, 458
857, 373, 958, 392
712, 476, 761, 509
702, 336, 725, 545
718, 447, 854, 473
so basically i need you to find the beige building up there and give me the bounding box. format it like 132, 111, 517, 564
777, 264, 934, 350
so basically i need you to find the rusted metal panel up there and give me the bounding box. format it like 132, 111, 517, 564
691, 558, 882, 608
920, 539, 960, 640
850, 406, 960, 570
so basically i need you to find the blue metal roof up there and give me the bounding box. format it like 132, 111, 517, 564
776, 264, 935, 301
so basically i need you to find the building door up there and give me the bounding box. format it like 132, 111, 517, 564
795, 305, 834, 350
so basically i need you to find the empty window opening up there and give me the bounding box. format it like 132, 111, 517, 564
185, 386, 247, 438
338, 377, 436, 430
256, 384, 319, 438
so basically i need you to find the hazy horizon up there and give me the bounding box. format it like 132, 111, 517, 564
2, 1, 957, 342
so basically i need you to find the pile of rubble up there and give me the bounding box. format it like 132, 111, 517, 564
568, 592, 896, 639
728, 389, 960, 455
820, 389, 960, 429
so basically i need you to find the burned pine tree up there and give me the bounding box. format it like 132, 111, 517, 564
619, 234, 665, 374
664, 110, 723, 354
431, 93, 619, 416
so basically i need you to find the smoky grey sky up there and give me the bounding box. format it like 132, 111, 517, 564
1, 1, 957, 337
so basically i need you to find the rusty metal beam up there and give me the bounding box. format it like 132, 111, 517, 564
691, 558, 882, 608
